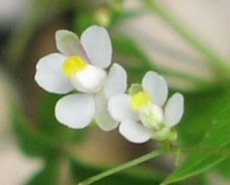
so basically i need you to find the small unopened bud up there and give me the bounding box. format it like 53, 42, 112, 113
94, 8, 111, 27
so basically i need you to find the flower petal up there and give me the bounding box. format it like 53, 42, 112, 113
80, 25, 112, 69
119, 120, 152, 143
35, 53, 74, 94
103, 64, 127, 98
108, 94, 139, 122
55, 94, 95, 128
55, 30, 87, 60
142, 71, 168, 107
70, 65, 106, 93
94, 91, 118, 131
164, 93, 184, 127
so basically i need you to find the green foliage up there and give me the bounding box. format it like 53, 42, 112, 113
12, 106, 58, 158
177, 87, 230, 145
162, 101, 230, 184
74, 11, 95, 33
215, 158, 230, 179
110, 10, 145, 28
26, 159, 60, 185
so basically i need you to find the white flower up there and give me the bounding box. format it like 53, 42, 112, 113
108, 71, 184, 143
35, 25, 127, 131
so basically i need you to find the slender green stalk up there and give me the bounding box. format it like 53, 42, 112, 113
78, 149, 166, 185
77, 143, 230, 185
144, 0, 230, 79
180, 145, 230, 157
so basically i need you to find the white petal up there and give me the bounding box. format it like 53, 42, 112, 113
108, 94, 139, 122
55, 94, 95, 128
142, 71, 168, 107
139, 104, 163, 129
35, 53, 73, 94
103, 64, 127, 98
164, 93, 184, 127
94, 91, 118, 131
55, 30, 88, 60
70, 65, 106, 93
119, 120, 152, 143
80, 25, 112, 69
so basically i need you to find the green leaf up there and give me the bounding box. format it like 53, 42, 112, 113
26, 159, 60, 185
74, 11, 95, 33
110, 10, 145, 28
215, 158, 230, 179
12, 106, 58, 158
70, 158, 163, 185
177, 87, 230, 145
162, 103, 230, 185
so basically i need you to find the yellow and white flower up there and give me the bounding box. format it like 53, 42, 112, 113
35, 25, 127, 130
108, 71, 184, 143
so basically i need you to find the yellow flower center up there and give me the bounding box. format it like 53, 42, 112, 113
131, 91, 151, 111
63, 56, 87, 76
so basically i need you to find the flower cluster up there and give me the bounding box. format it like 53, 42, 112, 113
108, 71, 184, 143
35, 25, 184, 143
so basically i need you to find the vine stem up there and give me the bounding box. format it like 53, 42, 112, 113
144, 0, 230, 79
77, 144, 230, 185
78, 149, 166, 185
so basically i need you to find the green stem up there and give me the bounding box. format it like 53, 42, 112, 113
144, 0, 230, 79
77, 143, 230, 185
78, 149, 166, 185
181, 145, 230, 157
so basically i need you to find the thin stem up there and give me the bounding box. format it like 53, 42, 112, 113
77, 143, 230, 185
180, 145, 230, 157
166, 144, 230, 157
114, 35, 212, 86
144, 0, 230, 79
78, 149, 166, 185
